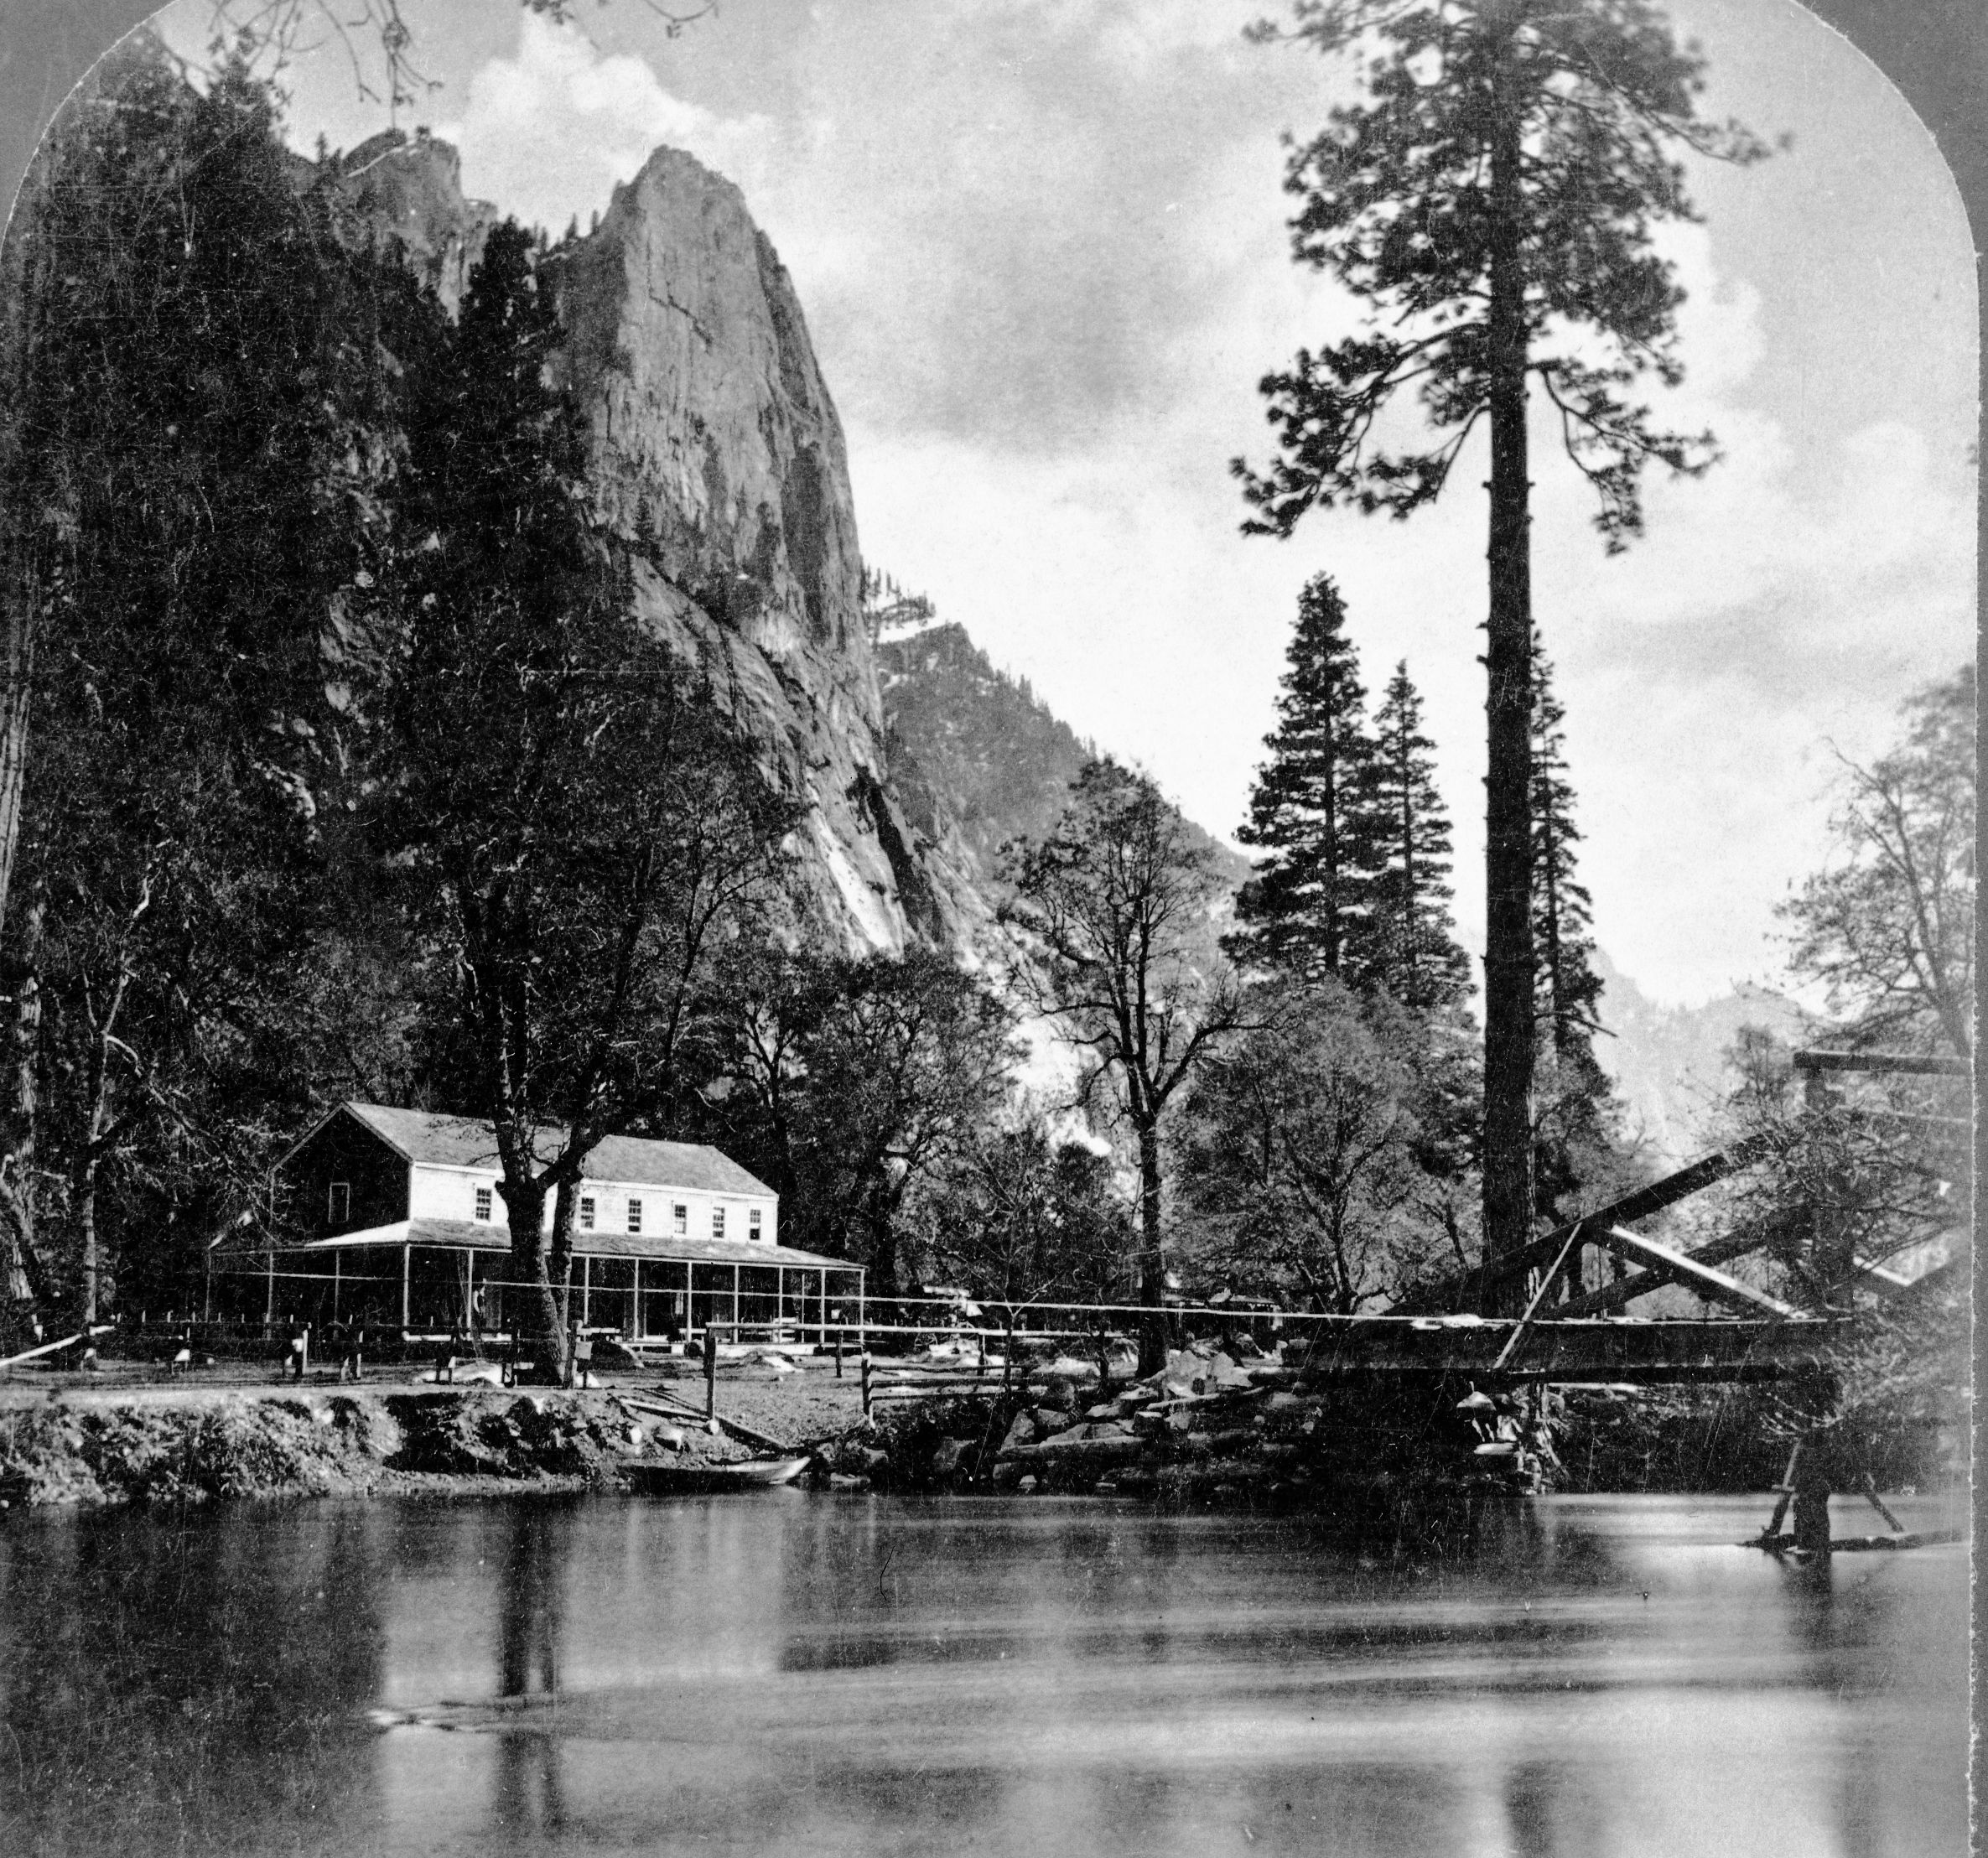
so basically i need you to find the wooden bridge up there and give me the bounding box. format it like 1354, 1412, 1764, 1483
1287, 1310, 1835, 1384
1361, 1047, 1967, 1386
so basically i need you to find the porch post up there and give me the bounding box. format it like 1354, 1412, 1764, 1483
334, 1249, 342, 1321
731, 1262, 741, 1336
401, 1244, 411, 1332
264, 1246, 275, 1328
819, 1267, 828, 1348
776, 1266, 786, 1342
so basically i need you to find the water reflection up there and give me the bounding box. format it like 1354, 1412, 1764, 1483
0, 1503, 387, 1853
490, 1502, 568, 1844
0, 1489, 1965, 1856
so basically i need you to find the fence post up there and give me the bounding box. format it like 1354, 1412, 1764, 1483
860, 1352, 871, 1421
705, 1324, 719, 1421
833, 1328, 843, 1379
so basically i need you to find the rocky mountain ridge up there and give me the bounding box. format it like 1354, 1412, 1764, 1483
329, 129, 994, 957
879, 615, 1252, 898
1590, 952, 1805, 1164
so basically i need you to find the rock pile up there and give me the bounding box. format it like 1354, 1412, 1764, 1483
821, 1339, 1558, 1533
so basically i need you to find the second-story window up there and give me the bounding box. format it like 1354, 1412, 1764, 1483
672, 1203, 688, 1236
579, 1196, 595, 1231
712, 1206, 726, 1239
628, 1197, 643, 1235
329, 1181, 350, 1224
474, 1186, 492, 1222
749, 1208, 762, 1240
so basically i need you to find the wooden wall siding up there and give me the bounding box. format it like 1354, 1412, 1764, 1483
285, 1115, 408, 1241
406, 1167, 780, 1248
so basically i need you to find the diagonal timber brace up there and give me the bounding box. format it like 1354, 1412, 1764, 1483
1401, 1133, 1786, 1313
1581, 1225, 1799, 1318
1553, 1222, 1782, 1318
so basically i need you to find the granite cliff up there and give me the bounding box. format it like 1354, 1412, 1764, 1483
331, 132, 991, 956
323, 127, 493, 314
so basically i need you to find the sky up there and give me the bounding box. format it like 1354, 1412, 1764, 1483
148, 0, 1979, 1009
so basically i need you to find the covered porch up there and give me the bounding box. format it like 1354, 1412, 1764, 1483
213, 1217, 866, 1349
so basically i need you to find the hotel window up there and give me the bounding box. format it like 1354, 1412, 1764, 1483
474, 1186, 492, 1222
328, 1181, 350, 1224
749, 1208, 762, 1241
672, 1203, 688, 1236
712, 1206, 726, 1239
627, 1197, 643, 1235
579, 1196, 595, 1232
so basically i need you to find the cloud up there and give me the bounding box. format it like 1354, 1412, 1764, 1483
278, 0, 1971, 1010
444, 13, 775, 237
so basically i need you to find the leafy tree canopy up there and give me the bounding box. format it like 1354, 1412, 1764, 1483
1781, 667, 1975, 1061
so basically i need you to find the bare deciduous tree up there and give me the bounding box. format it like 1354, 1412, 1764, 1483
1003, 758, 1246, 1373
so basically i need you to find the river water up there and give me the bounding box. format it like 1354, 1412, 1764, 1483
0, 1489, 1966, 1856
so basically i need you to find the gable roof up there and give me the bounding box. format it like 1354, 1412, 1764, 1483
332, 1103, 775, 1199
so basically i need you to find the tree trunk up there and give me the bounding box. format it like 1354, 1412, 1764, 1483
0, 888, 44, 1310
77, 983, 123, 1328
548, 1176, 579, 1385
0, 157, 54, 948
75, 1148, 101, 1327
1134, 1118, 1167, 1376
865, 1187, 900, 1302
501, 1174, 569, 1386
1478, 28, 1537, 1299
0, 574, 36, 943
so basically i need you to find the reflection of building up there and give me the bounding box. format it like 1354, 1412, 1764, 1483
210, 1102, 863, 1344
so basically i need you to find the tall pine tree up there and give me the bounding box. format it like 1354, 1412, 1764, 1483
1229, 574, 1383, 983
1369, 663, 1471, 1009
1530, 654, 1603, 1056
1234, 0, 1767, 1270
1529, 651, 1622, 1218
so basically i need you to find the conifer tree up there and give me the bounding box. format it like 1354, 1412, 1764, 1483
1234, 0, 1767, 1270
1529, 651, 1620, 1217
1369, 663, 1471, 1009
1230, 574, 1383, 983
382, 221, 793, 1381
0, 38, 416, 1324
1530, 654, 1603, 1057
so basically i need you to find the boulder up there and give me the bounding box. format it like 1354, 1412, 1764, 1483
929, 1437, 973, 1477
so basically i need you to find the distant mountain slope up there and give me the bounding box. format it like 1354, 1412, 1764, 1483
878, 620, 1094, 876
1592, 949, 1805, 1164
875, 620, 1805, 1153
878, 617, 1251, 895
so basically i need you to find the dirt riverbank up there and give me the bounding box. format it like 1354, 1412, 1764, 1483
0, 1357, 868, 1508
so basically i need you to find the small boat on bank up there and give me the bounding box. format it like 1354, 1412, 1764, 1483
622, 1456, 811, 1495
